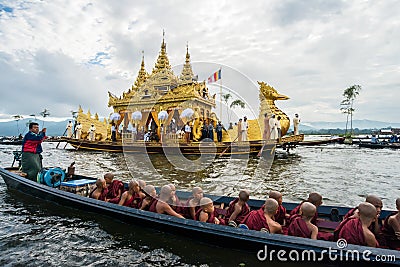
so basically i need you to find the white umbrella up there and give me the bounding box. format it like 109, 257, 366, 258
158, 110, 168, 121
109, 112, 121, 121
180, 108, 194, 119
132, 111, 142, 121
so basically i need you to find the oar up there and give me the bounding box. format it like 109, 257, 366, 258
55, 128, 68, 149
218, 135, 239, 158
257, 140, 266, 157
63, 127, 77, 149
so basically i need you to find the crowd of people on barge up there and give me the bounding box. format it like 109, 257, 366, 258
89, 173, 400, 251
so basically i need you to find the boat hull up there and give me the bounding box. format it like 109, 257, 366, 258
1, 168, 399, 265
359, 143, 400, 149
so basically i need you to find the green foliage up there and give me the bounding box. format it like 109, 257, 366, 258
221, 93, 245, 123
340, 85, 361, 136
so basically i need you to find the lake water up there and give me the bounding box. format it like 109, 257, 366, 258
0, 141, 398, 266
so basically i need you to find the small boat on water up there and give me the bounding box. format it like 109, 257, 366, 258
359, 143, 400, 149
297, 136, 345, 146
1, 167, 399, 265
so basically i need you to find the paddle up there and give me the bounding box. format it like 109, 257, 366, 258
63, 127, 78, 149
55, 128, 68, 149
217, 135, 239, 158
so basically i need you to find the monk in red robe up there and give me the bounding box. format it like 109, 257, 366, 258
225, 190, 250, 227
140, 185, 157, 210
89, 177, 108, 201
289, 192, 323, 225
167, 183, 184, 214
269, 190, 289, 226
104, 173, 124, 204
288, 202, 318, 239
195, 197, 225, 225
338, 202, 379, 247
343, 195, 384, 245
185, 187, 204, 219
151, 185, 184, 218
382, 198, 400, 250
242, 199, 282, 234
118, 180, 143, 208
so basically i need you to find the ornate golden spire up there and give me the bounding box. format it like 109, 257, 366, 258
179, 42, 195, 85
134, 51, 148, 89
153, 30, 171, 73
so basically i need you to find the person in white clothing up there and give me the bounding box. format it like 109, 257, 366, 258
293, 114, 300, 135
241, 116, 249, 141
184, 122, 191, 143
66, 121, 73, 138
88, 124, 96, 141
269, 114, 278, 141
75, 123, 83, 139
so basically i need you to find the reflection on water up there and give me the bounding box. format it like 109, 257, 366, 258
0, 142, 399, 266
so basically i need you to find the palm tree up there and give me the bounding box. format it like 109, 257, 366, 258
340, 85, 361, 137
39, 108, 50, 127
221, 93, 246, 123
12, 115, 23, 135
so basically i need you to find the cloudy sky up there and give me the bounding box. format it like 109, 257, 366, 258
0, 0, 399, 123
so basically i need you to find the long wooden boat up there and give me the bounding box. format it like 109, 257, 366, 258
359, 143, 400, 149
61, 137, 277, 156
1, 167, 399, 265
0, 140, 23, 146
297, 136, 345, 146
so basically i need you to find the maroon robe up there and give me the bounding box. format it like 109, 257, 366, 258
123, 192, 143, 209
182, 197, 201, 219
381, 212, 400, 250
169, 195, 184, 214
225, 198, 250, 225
89, 187, 108, 201
289, 202, 318, 225
195, 208, 225, 225
242, 208, 270, 232
148, 199, 158, 213
275, 205, 287, 225
288, 216, 311, 238
338, 218, 378, 247
106, 180, 124, 204
141, 197, 156, 211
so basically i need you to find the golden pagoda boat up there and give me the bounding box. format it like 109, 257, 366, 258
62, 35, 303, 155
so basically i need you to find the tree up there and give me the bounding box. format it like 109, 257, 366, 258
39, 108, 50, 127
340, 85, 361, 136
221, 93, 245, 124
12, 115, 23, 135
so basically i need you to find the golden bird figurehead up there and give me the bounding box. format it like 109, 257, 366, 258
258, 81, 290, 101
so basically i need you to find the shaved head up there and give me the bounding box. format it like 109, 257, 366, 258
128, 179, 138, 190
192, 187, 202, 194
269, 190, 282, 201
143, 185, 156, 197
239, 190, 250, 201
301, 202, 316, 219
200, 197, 213, 207
96, 177, 105, 188
397, 198, 400, 209
358, 202, 377, 219
138, 179, 146, 189
307, 193, 323, 206
365, 195, 383, 215
168, 183, 176, 191
103, 173, 114, 182
160, 185, 172, 196
264, 198, 278, 215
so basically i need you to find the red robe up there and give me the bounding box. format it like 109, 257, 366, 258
275, 205, 287, 225
242, 208, 270, 232
149, 199, 158, 213
123, 192, 143, 209
225, 198, 250, 225
381, 212, 400, 250
89, 188, 108, 201
106, 180, 124, 204
182, 197, 201, 219
338, 218, 378, 247
288, 216, 311, 238
169, 195, 184, 214
289, 202, 318, 225
195, 208, 225, 225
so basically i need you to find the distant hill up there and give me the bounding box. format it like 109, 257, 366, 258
0, 119, 69, 136
1, 118, 399, 137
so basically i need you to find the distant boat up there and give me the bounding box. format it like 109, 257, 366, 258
359, 142, 400, 149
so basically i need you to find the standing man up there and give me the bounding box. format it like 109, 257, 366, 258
277, 116, 282, 141
208, 121, 214, 141
88, 124, 96, 141
242, 116, 249, 141
215, 121, 225, 142
75, 122, 83, 139
21, 122, 47, 181
66, 120, 73, 138
269, 114, 278, 141
293, 114, 300, 135
184, 122, 191, 144
237, 118, 242, 142
111, 122, 117, 142
263, 113, 270, 140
